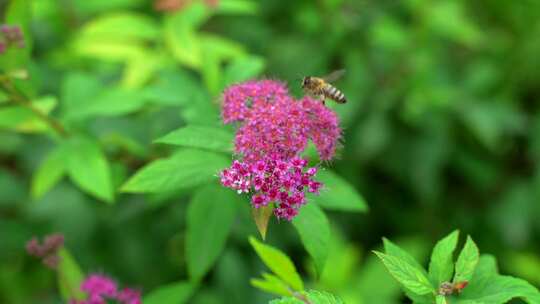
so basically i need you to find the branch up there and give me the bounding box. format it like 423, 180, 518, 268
0, 75, 68, 137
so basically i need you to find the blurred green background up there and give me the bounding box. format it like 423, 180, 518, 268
1, 0, 540, 303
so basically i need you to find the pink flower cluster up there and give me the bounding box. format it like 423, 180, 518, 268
70, 274, 141, 304
26, 233, 64, 269
219, 80, 341, 220
0, 24, 25, 54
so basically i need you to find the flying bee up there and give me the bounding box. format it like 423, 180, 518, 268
301, 69, 347, 105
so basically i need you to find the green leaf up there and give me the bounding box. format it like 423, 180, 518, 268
374, 251, 435, 296
164, 4, 209, 68
31, 146, 67, 199
292, 203, 330, 276
143, 281, 196, 304
154, 125, 234, 153
460, 275, 540, 304
249, 236, 304, 291
0, 96, 57, 133
78, 12, 160, 41
250, 272, 291, 296
313, 170, 368, 212
383, 238, 427, 272
65, 88, 146, 120
57, 248, 85, 302
270, 290, 344, 304
223, 56, 265, 86
454, 236, 479, 283
66, 137, 114, 203
186, 184, 238, 281
436, 295, 447, 304
121, 149, 229, 193
216, 0, 259, 15
429, 230, 459, 285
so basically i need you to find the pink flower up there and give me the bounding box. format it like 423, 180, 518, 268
72, 274, 142, 304
26, 233, 64, 269
0, 24, 25, 54
219, 80, 342, 220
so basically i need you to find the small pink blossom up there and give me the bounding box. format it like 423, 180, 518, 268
71, 274, 141, 304
0, 24, 25, 54
26, 233, 64, 269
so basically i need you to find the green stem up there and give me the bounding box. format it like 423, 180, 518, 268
0, 75, 68, 138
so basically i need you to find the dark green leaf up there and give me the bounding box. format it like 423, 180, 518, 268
143, 281, 196, 304
121, 149, 229, 193
292, 203, 330, 276
154, 125, 234, 152
186, 184, 238, 281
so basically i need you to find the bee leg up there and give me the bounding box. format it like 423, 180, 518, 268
319, 95, 326, 106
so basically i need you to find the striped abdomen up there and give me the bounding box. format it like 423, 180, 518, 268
323, 84, 347, 104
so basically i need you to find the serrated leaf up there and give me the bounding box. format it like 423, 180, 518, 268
383, 238, 427, 272
270, 290, 344, 304
31, 146, 67, 199
186, 185, 238, 281
292, 203, 330, 276
121, 149, 229, 193
454, 236, 479, 283
429, 230, 459, 285
252, 205, 273, 240
374, 251, 435, 296
249, 236, 304, 291
143, 281, 196, 304
57, 248, 85, 302
66, 137, 114, 203
460, 275, 540, 304
313, 170, 368, 212
154, 125, 234, 152
250, 272, 291, 296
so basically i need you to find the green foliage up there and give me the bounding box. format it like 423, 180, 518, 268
155, 125, 234, 152
186, 184, 238, 281
292, 203, 330, 276
269, 290, 344, 304
249, 236, 304, 293
56, 248, 85, 302
376, 233, 540, 303
121, 149, 229, 193
3, 0, 540, 303
143, 281, 196, 304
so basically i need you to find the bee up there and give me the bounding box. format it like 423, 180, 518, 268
301, 69, 347, 105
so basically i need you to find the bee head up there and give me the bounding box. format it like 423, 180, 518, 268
301, 77, 310, 88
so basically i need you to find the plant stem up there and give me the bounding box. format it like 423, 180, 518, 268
0, 75, 68, 137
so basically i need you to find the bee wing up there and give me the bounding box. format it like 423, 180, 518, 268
322, 69, 346, 83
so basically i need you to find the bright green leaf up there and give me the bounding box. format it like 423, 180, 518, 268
374, 251, 435, 296
313, 170, 368, 212
143, 281, 196, 304
78, 12, 160, 41
454, 236, 479, 283
186, 184, 238, 281
436, 295, 447, 304
250, 273, 291, 296
32, 146, 67, 199
66, 137, 114, 203
155, 125, 234, 152
249, 236, 304, 291
292, 203, 330, 276
65, 88, 146, 120
121, 149, 228, 193
429, 230, 459, 285
57, 248, 85, 302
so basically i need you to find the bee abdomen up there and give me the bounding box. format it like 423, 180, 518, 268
324, 85, 347, 103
